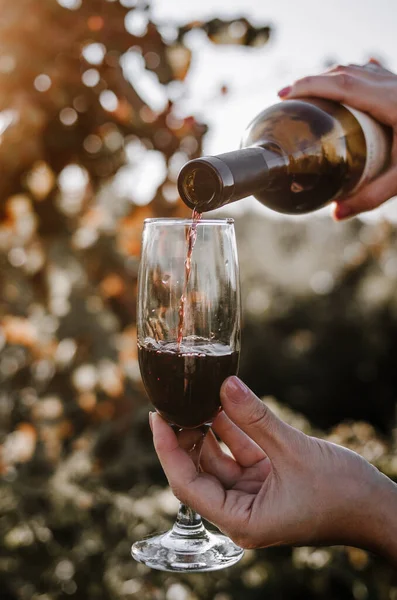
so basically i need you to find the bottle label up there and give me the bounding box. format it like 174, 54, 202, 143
343, 105, 390, 191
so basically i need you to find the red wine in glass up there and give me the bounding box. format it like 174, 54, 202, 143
138, 337, 239, 428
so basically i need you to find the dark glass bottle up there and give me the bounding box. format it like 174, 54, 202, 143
177, 98, 391, 215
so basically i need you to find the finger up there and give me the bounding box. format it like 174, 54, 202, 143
368, 57, 383, 67
220, 377, 298, 460
151, 412, 228, 522
201, 433, 268, 494
212, 410, 265, 467
354, 60, 392, 77
366, 57, 394, 73
326, 63, 367, 75
364, 61, 383, 72
334, 165, 397, 220
310, 61, 388, 80
366, 58, 396, 75
278, 72, 397, 127
200, 430, 243, 488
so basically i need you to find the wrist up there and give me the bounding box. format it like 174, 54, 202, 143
319, 453, 397, 564
362, 470, 397, 564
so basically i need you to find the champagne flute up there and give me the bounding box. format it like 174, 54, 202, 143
131, 218, 243, 572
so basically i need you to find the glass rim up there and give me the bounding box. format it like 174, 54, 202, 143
144, 217, 234, 225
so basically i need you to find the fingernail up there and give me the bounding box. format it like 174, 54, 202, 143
335, 204, 353, 220
149, 411, 154, 432
278, 85, 292, 98
223, 376, 249, 402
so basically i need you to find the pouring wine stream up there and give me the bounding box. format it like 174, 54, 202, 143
174, 209, 209, 539
177, 209, 202, 347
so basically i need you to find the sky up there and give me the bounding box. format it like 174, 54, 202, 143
151, 0, 397, 222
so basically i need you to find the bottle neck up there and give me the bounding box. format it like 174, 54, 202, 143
178, 146, 286, 212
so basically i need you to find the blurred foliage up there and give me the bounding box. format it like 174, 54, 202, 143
0, 0, 396, 598
236, 216, 397, 434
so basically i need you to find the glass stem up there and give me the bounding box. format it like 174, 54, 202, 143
173, 503, 204, 535
171, 424, 210, 534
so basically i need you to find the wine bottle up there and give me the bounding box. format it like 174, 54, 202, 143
177, 98, 392, 215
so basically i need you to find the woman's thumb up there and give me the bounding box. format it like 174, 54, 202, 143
220, 377, 296, 458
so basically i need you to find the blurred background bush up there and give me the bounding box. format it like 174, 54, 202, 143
0, 1, 396, 598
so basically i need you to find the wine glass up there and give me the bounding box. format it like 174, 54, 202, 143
131, 217, 243, 572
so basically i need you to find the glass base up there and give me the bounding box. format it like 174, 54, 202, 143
131, 525, 244, 572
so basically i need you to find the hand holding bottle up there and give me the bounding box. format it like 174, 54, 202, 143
279, 60, 397, 220
178, 64, 392, 216
151, 376, 397, 564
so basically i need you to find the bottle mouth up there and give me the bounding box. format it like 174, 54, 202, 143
178, 163, 222, 210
